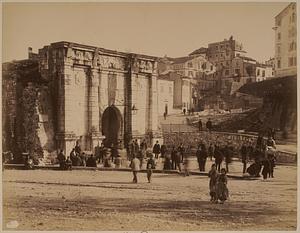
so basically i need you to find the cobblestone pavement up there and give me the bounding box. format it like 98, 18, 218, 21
2, 164, 297, 231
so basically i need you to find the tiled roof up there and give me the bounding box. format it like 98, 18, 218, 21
189, 47, 207, 56
170, 56, 193, 64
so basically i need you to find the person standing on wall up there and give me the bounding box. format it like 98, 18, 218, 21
206, 118, 212, 132
198, 119, 203, 131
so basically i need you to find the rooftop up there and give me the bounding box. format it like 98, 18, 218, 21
189, 47, 207, 56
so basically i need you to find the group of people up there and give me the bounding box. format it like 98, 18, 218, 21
245, 135, 277, 180
208, 165, 229, 204
57, 142, 98, 170
198, 118, 213, 132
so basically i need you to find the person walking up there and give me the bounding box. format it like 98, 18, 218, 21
153, 141, 161, 159
241, 143, 248, 174
130, 156, 141, 183
208, 164, 218, 202
146, 155, 156, 183
224, 145, 232, 173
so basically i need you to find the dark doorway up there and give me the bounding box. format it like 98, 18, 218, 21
165, 104, 168, 115
101, 106, 122, 147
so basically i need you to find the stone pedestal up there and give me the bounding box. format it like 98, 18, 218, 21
89, 131, 105, 154
56, 132, 79, 157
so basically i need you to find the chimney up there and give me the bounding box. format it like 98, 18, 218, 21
28, 47, 33, 59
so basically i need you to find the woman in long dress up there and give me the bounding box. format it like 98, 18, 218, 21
216, 168, 229, 204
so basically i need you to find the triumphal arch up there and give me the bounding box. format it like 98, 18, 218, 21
38, 41, 161, 155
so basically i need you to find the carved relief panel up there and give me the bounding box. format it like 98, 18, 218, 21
99, 55, 125, 70
136, 59, 154, 73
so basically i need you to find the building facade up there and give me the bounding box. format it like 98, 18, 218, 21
206, 36, 247, 78
157, 78, 174, 116
255, 64, 274, 82
273, 3, 297, 77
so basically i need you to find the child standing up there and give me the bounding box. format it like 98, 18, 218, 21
208, 164, 218, 202
147, 155, 156, 183
216, 168, 229, 204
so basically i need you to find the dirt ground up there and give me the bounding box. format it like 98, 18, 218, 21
2, 165, 297, 231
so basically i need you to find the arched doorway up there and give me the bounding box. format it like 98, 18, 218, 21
101, 105, 122, 147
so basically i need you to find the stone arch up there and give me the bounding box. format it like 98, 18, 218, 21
101, 105, 123, 147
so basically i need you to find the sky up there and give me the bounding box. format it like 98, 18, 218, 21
2, 2, 289, 63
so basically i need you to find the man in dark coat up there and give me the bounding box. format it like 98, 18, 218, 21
224, 145, 232, 173
208, 144, 214, 161
57, 149, 66, 170
198, 119, 203, 131
214, 145, 223, 173
241, 143, 248, 174
206, 119, 213, 132
196, 145, 202, 171
160, 144, 167, 158
200, 144, 208, 171
153, 141, 161, 159
171, 146, 177, 170
178, 143, 185, 162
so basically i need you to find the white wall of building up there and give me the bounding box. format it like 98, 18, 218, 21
157, 79, 174, 116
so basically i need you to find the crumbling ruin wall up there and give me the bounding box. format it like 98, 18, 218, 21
2, 60, 56, 164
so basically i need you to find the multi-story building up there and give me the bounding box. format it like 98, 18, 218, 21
206, 36, 247, 77
231, 55, 257, 78
265, 57, 275, 69
157, 77, 174, 116
255, 64, 274, 82
273, 2, 297, 77
157, 71, 196, 112
158, 55, 216, 79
